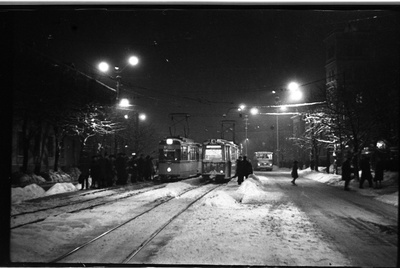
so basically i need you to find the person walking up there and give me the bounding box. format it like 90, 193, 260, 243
291, 160, 299, 185
360, 155, 373, 189
242, 156, 253, 179
374, 157, 384, 189
342, 156, 352, 191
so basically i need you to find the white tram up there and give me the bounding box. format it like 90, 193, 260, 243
158, 136, 202, 182
201, 139, 239, 182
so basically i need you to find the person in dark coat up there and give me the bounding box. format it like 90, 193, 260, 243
127, 155, 138, 183
78, 153, 90, 190
143, 155, 154, 181
104, 155, 115, 187
374, 157, 384, 189
90, 155, 101, 189
242, 156, 253, 179
115, 153, 128, 185
137, 154, 145, 182
291, 160, 299, 185
97, 154, 108, 188
235, 156, 244, 185
342, 156, 352, 191
360, 156, 373, 189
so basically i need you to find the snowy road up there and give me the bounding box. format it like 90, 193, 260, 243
10, 171, 397, 266
256, 171, 398, 267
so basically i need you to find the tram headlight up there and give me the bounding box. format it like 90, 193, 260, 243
220, 170, 224, 173
167, 167, 172, 173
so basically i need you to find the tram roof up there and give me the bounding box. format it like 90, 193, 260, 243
203, 138, 237, 146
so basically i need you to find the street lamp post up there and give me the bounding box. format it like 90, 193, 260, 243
98, 55, 139, 102
274, 81, 301, 168
98, 55, 139, 155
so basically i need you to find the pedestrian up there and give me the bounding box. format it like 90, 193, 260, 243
242, 156, 253, 179
97, 154, 108, 188
128, 155, 138, 183
102, 153, 113, 187
291, 160, 299, 185
137, 154, 145, 182
374, 156, 384, 189
234, 156, 244, 185
90, 155, 101, 189
78, 152, 90, 190
342, 156, 352, 191
143, 155, 154, 181
360, 155, 373, 189
107, 154, 116, 186
115, 153, 128, 185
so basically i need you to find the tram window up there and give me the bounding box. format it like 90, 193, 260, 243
181, 146, 188, 160
204, 147, 223, 161
189, 147, 198, 161
231, 147, 238, 161
160, 149, 180, 161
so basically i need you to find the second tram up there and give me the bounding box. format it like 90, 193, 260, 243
158, 136, 202, 182
201, 139, 239, 182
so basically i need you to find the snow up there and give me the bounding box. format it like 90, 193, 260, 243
11, 168, 398, 206
10, 168, 398, 264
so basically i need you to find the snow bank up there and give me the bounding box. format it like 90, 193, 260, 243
201, 190, 242, 209
11, 183, 80, 204
11, 184, 46, 204
45, 183, 80, 196
142, 182, 192, 199
375, 192, 398, 206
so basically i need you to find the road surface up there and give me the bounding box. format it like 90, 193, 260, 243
256, 170, 398, 267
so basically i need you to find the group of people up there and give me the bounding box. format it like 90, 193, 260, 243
78, 153, 155, 190
341, 154, 384, 191
234, 156, 254, 185
290, 155, 385, 191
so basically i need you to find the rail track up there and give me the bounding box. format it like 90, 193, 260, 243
11, 182, 165, 229
49, 182, 224, 263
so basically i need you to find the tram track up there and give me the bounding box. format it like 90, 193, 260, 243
11, 183, 166, 229
49, 181, 224, 264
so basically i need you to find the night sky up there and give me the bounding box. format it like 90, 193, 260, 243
9, 6, 397, 146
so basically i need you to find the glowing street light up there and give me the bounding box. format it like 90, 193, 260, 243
288, 82, 302, 102
139, 113, 146, 121
98, 55, 140, 101
250, 107, 259, 115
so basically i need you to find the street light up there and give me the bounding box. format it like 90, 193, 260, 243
274, 81, 303, 167
98, 55, 139, 101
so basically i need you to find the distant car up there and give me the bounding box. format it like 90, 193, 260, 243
254, 151, 273, 171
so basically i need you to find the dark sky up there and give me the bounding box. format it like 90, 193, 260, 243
9, 6, 397, 144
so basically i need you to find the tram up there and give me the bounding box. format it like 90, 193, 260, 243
158, 136, 202, 182
201, 139, 239, 182
253, 151, 274, 171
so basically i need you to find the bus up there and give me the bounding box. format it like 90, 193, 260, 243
254, 151, 274, 171
158, 136, 202, 182
202, 139, 239, 182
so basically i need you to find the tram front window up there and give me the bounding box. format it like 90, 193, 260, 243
204, 146, 223, 161
159, 149, 180, 161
